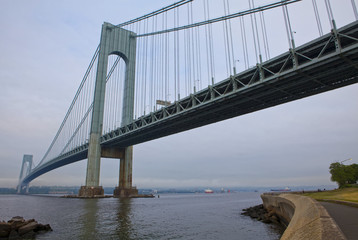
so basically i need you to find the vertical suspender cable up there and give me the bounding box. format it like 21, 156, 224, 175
114, 58, 119, 127
134, 22, 140, 119
260, 11, 270, 60
226, 0, 236, 75
112, 58, 116, 129
352, 0, 358, 20
252, 0, 263, 63
205, 0, 216, 84
190, 2, 196, 93
195, 26, 202, 89
282, 1, 295, 49
282, 2, 292, 48
143, 19, 149, 114
204, 0, 211, 86
176, 7, 181, 100
39, 46, 99, 165
223, 0, 232, 76
223, 0, 228, 76
324, 0, 335, 29
240, 17, 249, 69
165, 11, 169, 103
174, 8, 178, 101
154, 15, 159, 111
312, 0, 323, 36
118, 58, 122, 127
184, 28, 189, 94
160, 14, 165, 104
186, 4, 191, 94
249, 0, 259, 63
208, 0, 215, 84
150, 19, 155, 111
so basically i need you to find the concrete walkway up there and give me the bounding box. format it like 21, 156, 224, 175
320, 202, 358, 240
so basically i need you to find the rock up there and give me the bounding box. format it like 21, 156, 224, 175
262, 218, 272, 224
21, 230, 36, 239
35, 224, 52, 232
8, 229, 20, 239
8, 217, 24, 224
242, 204, 279, 226
0, 222, 11, 238
18, 222, 38, 236
1, 217, 52, 239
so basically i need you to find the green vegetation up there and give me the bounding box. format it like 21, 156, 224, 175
303, 187, 358, 203
329, 162, 358, 188
303, 162, 358, 204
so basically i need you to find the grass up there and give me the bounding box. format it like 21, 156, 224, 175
303, 187, 358, 203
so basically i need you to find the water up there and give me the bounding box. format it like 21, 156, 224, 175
0, 192, 283, 240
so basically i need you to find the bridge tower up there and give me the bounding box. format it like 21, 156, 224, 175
79, 22, 137, 197
17, 155, 33, 194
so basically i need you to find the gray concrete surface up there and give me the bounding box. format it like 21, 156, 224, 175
261, 193, 346, 240
320, 202, 358, 240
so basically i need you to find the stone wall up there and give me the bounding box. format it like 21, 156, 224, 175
261, 193, 346, 240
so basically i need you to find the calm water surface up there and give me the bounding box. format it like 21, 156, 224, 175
0, 192, 283, 239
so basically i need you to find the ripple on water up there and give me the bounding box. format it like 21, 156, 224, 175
0, 193, 282, 240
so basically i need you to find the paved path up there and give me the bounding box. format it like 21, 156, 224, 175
320, 202, 358, 240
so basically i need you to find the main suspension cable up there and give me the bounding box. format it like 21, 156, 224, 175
117, 0, 193, 28
136, 0, 301, 38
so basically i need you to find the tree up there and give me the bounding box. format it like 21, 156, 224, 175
329, 162, 358, 188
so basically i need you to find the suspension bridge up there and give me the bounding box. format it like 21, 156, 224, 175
17, 0, 358, 197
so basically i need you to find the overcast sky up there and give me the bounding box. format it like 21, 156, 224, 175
1, 0, 358, 189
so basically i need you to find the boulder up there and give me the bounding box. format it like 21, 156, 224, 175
7, 216, 24, 224
0, 217, 52, 239
0, 222, 11, 238
18, 221, 38, 236
8, 230, 20, 239
35, 224, 52, 232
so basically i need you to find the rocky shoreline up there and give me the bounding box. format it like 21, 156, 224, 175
241, 204, 284, 226
0, 217, 52, 239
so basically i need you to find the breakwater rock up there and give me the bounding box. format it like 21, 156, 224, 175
0, 216, 52, 239
241, 204, 281, 225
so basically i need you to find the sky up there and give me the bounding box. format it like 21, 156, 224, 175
0, 0, 358, 189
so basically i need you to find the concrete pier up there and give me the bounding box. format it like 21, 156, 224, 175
78, 186, 104, 198
113, 146, 138, 198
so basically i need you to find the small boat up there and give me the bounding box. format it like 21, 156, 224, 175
270, 187, 291, 192
205, 189, 214, 193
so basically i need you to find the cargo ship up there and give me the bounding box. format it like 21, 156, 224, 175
270, 187, 291, 192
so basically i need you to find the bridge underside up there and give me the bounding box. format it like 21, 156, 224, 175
21, 147, 124, 185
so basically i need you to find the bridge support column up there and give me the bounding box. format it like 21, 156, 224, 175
79, 132, 104, 197
17, 155, 33, 194
79, 22, 136, 198
113, 146, 138, 197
